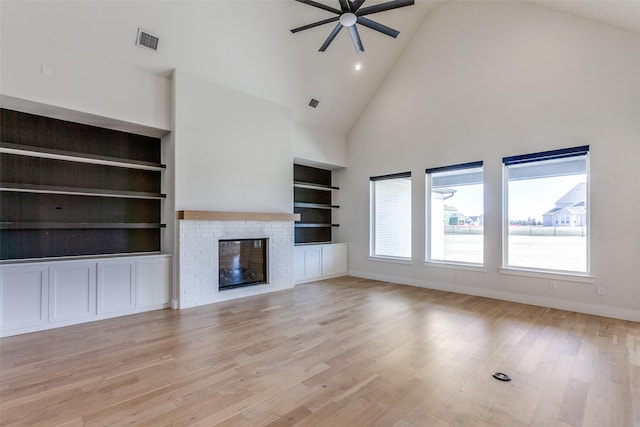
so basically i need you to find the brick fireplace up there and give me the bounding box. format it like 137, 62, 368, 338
177, 211, 299, 309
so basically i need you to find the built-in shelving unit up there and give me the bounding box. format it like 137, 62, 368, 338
0, 108, 165, 260
293, 164, 339, 244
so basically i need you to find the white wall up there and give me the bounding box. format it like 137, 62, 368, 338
173, 70, 293, 213
0, 29, 171, 132
293, 121, 348, 169
339, 1, 640, 321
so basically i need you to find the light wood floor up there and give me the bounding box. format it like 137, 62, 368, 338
1, 277, 639, 426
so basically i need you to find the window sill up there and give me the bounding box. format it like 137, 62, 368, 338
368, 256, 413, 265
499, 267, 594, 283
424, 261, 486, 273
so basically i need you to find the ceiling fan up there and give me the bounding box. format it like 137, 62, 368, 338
291, 0, 415, 53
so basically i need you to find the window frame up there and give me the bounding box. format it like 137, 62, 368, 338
369, 171, 412, 261
502, 145, 591, 276
425, 161, 484, 267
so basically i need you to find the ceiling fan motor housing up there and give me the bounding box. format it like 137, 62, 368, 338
339, 13, 357, 27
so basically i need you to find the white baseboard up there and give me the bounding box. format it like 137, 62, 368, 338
348, 269, 640, 323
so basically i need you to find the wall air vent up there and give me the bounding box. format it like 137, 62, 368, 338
308, 98, 320, 108
136, 28, 159, 51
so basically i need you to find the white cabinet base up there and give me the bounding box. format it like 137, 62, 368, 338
0, 254, 171, 337
295, 243, 348, 284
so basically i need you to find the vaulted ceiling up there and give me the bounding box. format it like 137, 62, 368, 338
2, 0, 638, 135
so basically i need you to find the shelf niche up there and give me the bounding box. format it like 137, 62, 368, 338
293, 164, 338, 244
0, 108, 164, 260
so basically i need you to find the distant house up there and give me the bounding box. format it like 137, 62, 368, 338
542, 183, 587, 226
444, 205, 464, 225
444, 205, 482, 226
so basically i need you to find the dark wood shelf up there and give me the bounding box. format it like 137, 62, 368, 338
0, 142, 166, 170
293, 202, 339, 209
293, 181, 339, 190
1, 222, 166, 230
294, 164, 338, 244
1, 108, 165, 260
1, 183, 166, 199
294, 223, 339, 228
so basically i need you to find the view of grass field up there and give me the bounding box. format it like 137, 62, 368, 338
443, 226, 587, 271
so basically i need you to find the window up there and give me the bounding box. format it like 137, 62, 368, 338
427, 161, 484, 265
503, 146, 589, 273
370, 172, 412, 259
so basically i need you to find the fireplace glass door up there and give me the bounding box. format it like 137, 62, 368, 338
218, 238, 267, 290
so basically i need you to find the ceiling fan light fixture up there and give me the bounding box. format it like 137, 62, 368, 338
339, 13, 357, 27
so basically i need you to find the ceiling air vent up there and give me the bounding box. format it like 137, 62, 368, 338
308, 99, 320, 109
136, 28, 159, 51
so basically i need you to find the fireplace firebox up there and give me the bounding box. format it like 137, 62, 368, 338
218, 238, 268, 290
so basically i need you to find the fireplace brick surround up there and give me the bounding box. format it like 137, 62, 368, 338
177, 211, 298, 309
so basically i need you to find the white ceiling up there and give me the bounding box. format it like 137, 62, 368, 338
2, 0, 639, 135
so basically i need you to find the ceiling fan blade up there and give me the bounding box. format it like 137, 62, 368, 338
352, 0, 366, 12
356, 16, 400, 38
294, 0, 342, 15
291, 16, 340, 33
356, 0, 414, 17
338, 0, 350, 12
319, 23, 344, 51
348, 25, 365, 53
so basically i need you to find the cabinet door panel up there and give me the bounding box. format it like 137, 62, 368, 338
321, 244, 348, 278
136, 258, 169, 308
49, 262, 96, 323
98, 261, 135, 314
321, 245, 336, 277
332, 244, 348, 276
304, 246, 322, 280
0, 266, 48, 330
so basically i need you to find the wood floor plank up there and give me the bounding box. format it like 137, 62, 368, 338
1, 277, 638, 426
558, 378, 589, 426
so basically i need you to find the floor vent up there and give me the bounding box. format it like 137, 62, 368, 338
136, 28, 159, 51
308, 98, 320, 108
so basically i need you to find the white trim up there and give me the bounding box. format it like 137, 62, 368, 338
586, 153, 591, 274
424, 261, 486, 273
347, 270, 639, 323
425, 173, 432, 262
369, 181, 375, 256
368, 256, 413, 265
499, 267, 594, 283
502, 164, 509, 268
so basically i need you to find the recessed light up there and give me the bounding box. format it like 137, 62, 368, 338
354, 63, 362, 71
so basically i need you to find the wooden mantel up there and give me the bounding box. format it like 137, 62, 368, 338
177, 210, 300, 222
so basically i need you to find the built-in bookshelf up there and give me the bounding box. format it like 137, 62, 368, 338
0, 108, 165, 260
293, 164, 338, 244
